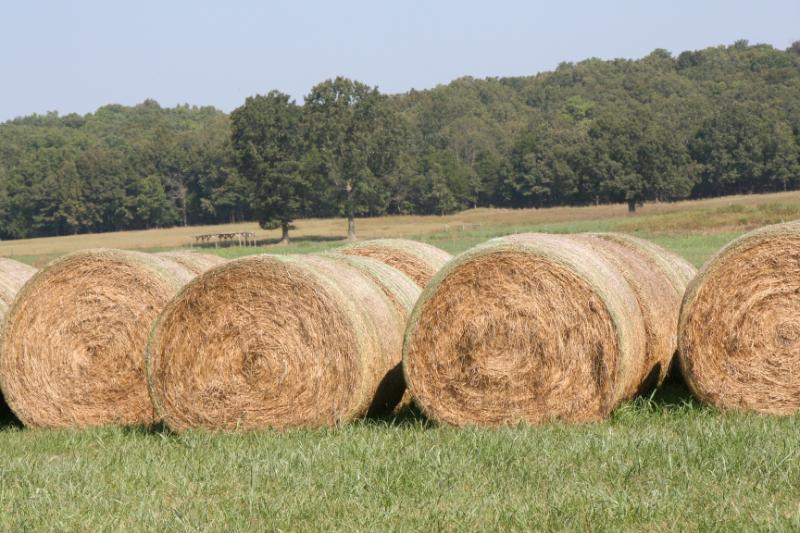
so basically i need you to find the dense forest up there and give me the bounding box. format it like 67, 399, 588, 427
1, 40, 799, 240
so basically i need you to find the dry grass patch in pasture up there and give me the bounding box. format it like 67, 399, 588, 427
4, 190, 800, 263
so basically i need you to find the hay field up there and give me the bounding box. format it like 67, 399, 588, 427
2, 191, 800, 529
5, 190, 800, 266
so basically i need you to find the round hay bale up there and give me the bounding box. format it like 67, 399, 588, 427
679, 221, 800, 414
146, 253, 414, 431
0, 249, 194, 428
323, 252, 423, 412
571, 233, 696, 394
337, 238, 452, 286
403, 232, 686, 426
0, 258, 37, 320
591, 233, 696, 291
156, 251, 227, 275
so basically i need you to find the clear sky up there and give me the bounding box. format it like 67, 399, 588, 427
1, 0, 798, 122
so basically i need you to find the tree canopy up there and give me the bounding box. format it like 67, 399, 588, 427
1, 41, 800, 239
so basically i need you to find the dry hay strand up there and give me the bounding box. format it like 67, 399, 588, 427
679, 221, 800, 414
571, 233, 696, 394
323, 252, 423, 412
0, 249, 194, 428
337, 238, 452, 286
146, 253, 414, 431
403, 232, 689, 426
0, 258, 37, 320
590, 233, 696, 292
156, 251, 227, 275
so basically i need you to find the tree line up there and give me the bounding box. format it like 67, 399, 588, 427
1, 40, 799, 241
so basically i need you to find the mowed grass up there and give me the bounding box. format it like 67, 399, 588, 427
2, 388, 800, 530
2, 192, 800, 530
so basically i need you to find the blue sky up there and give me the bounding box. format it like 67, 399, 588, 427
1, 0, 797, 121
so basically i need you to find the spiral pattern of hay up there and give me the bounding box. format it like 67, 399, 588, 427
156, 251, 227, 274
0, 249, 194, 428
679, 222, 800, 414
337, 238, 452, 286
0, 258, 37, 320
146, 253, 418, 431
403, 232, 694, 426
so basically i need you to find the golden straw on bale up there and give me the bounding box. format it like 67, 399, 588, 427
156, 251, 227, 274
0, 249, 194, 428
146, 253, 420, 431
679, 221, 800, 414
337, 238, 452, 286
0, 258, 37, 321
403, 232, 695, 426
572, 233, 696, 394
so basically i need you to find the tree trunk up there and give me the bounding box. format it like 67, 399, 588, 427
278, 221, 290, 245
346, 180, 357, 241
627, 199, 637, 213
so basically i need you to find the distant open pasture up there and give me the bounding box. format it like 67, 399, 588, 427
4, 190, 800, 267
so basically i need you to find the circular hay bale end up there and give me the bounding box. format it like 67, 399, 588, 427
147, 253, 412, 431
156, 251, 227, 275
403, 234, 647, 426
679, 222, 800, 414
0, 249, 194, 428
337, 238, 452, 286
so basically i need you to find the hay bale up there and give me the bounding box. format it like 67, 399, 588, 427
0, 258, 36, 320
678, 221, 800, 414
0, 249, 194, 428
322, 252, 420, 316
146, 253, 416, 431
403, 232, 691, 426
156, 251, 227, 275
590, 233, 696, 291
323, 252, 423, 412
337, 238, 452, 286
571, 233, 696, 394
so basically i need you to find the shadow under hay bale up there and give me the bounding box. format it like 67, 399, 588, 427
146, 253, 420, 431
0, 249, 194, 428
679, 221, 800, 414
403, 232, 695, 426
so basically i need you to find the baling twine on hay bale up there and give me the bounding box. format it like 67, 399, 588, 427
0, 249, 194, 428
679, 221, 800, 414
403, 232, 695, 426
337, 238, 453, 286
146, 253, 419, 431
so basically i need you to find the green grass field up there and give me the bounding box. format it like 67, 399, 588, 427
2, 194, 799, 531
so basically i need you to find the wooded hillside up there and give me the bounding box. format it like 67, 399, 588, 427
1, 40, 798, 239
